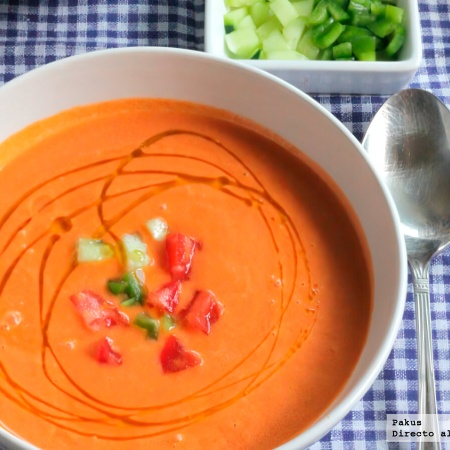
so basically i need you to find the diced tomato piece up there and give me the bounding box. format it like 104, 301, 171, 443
166, 232, 197, 280
182, 290, 224, 335
147, 280, 181, 314
70, 290, 130, 331
160, 335, 202, 374
96, 336, 123, 366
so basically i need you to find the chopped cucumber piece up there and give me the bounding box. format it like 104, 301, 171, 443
122, 233, 151, 271
225, 27, 261, 58
224, 7, 249, 33
291, 0, 315, 17
297, 29, 320, 59
250, 1, 272, 27
263, 28, 291, 52
269, 0, 300, 27
77, 238, 114, 262
256, 16, 282, 40
282, 16, 307, 48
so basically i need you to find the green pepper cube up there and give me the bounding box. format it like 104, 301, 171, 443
162, 314, 176, 332
385, 4, 404, 24
123, 271, 146, 305
307, 0, 330, 26
367, 17, 397, 38
134, 313, 160, 340
107, 279, 128, 295
352, 35, 376, 60
269, 0, 300, 27
332, 41, 352, 59
312, 20, 345, 49
385, 24, 406, 55
327, 1, 350, 22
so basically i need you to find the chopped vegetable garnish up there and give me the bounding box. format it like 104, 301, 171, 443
160, 335, 203, 373
147, 280, 182, 314
70, 290, 130, 331
223, 0, 407, 61
162, 313, 176, 332
146, 217, 169, 241
76, 238, 114, 262
122, 233, 151, 271
134, 312, 160, 340
107, 271, 147, 306
182, 290, 224, 335
166, 232, 198, 281
96, 336, 123, 365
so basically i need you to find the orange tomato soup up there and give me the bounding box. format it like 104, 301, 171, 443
0, 99, 372, 449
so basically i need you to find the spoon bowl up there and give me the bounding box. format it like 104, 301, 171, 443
363, 88, 450, 449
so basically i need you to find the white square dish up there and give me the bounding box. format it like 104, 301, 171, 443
204, 0, 422, 95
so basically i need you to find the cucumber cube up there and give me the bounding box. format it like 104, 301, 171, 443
225, 27, 261, 58
250, 1, 272, 27
256, 16, 282, 40
262, 28, 290, 52
296, 29, 320, 59
236, 14, 257, 30
224, 7, 249, 33
269, 0, 300, 27
282, 16, 307, 49
291, 0, 315, 17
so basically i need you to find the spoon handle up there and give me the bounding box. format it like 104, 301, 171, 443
410, 259, 441, 450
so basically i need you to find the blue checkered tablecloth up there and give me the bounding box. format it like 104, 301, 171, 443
0, 1, 449, 449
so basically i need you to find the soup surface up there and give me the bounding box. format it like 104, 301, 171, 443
0, 99, 371, 450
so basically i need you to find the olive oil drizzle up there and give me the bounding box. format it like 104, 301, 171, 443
0, 126, 319, 441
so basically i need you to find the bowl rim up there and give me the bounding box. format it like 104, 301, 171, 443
0, 46, 408, 450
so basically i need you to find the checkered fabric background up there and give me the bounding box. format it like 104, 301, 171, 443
0, 1, 449, 449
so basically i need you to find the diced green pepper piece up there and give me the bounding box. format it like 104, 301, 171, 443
370, 1, 386, 17
367, 17, 397, 38
384, 4, 404, 24
123, 271, 146, 305
312, 20, 345, 49
385, 24, 406, 55
307, 0, 330, 26
337, 24, 372, 44
347, 1, 373, 26
327, 1, 350, 22
352, 35, 376, 60
134, 313, 160, 340
107, 279, 128, 295
332, 41, 352, 59
319, 47, 333, 59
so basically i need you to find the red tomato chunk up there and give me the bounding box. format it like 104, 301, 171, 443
70, 290, 130, 331
183, 290, 224, 335
96, 336, 123, 366
147, 280, 182, 314
160, 335, 203, 373
166, 232, 197, 281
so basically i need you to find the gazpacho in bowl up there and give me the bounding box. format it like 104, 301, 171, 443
0, 47, 406, 450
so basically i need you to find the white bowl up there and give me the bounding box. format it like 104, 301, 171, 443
0, 47, 407, 449
204, 0, 422, 95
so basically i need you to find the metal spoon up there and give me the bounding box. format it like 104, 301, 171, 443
362, 88, 450, 449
